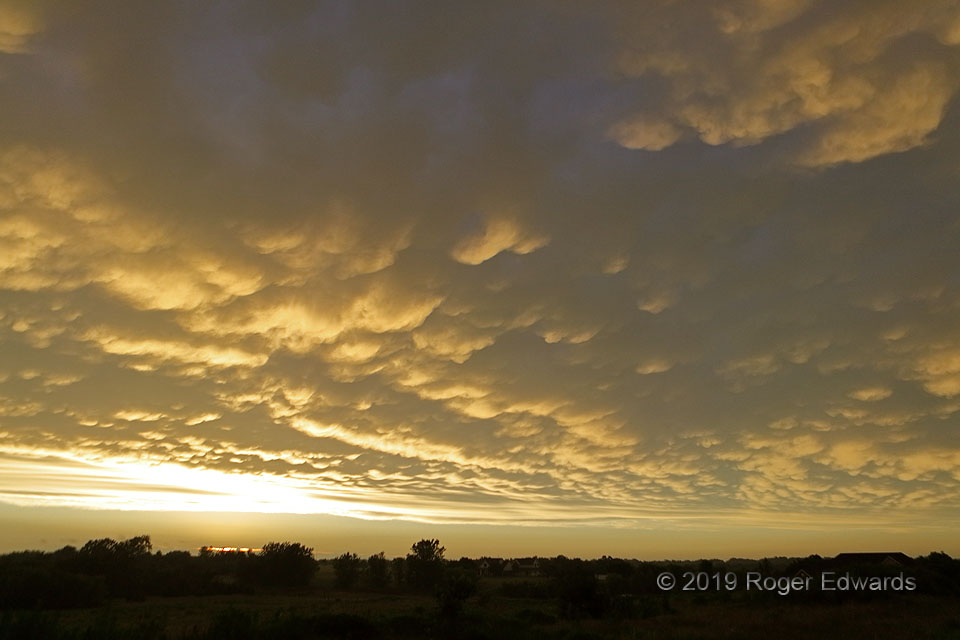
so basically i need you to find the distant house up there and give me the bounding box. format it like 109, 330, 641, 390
477, 557, 504, 577
503, 557, 541, 577
831, 552, 913, 567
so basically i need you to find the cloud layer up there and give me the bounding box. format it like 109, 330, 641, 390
1, 0, 959, 542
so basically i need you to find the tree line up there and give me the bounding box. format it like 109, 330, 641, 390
0, 535, 474, 613
0, 536, 313, 609
2, 536, 959, 620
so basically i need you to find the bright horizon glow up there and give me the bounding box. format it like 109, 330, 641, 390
1, 449, 954, 543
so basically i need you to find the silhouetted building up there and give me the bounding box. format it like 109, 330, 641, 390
831, 552, 913, 567
503, 557, 541, 577
477, 557, 504, 577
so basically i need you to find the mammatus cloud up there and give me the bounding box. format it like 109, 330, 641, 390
0, 0, 959, 547
608, 117, 683, 152
450, 216, 549, 265
609, 0, 960, 165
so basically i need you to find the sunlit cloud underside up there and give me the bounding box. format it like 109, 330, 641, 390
1, 0, 960, 544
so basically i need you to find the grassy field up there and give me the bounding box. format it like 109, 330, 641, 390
3, 582, 960, 639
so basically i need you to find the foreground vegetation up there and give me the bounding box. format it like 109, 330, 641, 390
3, 590, 960, 639
1, 537, 959, 639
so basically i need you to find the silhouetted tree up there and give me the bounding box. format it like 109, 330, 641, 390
77, 535, 153, 599
785, 554, 823, 577
391, 556, 406, 586
366, 552, 389, 589
456, 557, 477, 573
257, 542, 315, 588
406, 539, 445, 591
916, 551, 960, 595
153, 550, 199, 596
333, 552, 362, 589
758, 557, 773, 575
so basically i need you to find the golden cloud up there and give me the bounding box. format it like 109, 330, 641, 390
612, 0, 960, 165
451, 216, 549, 265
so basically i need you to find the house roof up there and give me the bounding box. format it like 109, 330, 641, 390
831, 552, 913, 565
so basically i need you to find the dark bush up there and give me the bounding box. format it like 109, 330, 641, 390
436, 568, 477, 618
554, 559, 605, 619
0, 556, 107, 609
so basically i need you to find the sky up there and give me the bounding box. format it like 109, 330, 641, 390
1, 0, 959, 559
